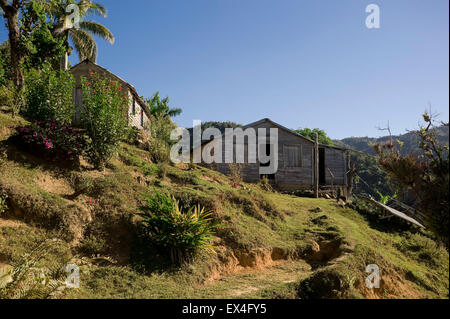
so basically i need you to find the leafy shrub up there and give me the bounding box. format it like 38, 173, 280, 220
146, 114, 176, 163
227, 163, 246, 188
123, 126, 139, 144
0, 81, 25, 117
13, 120, 87, 164
137, 191, 221, 265
141, 161, 158, 177
0, 83, 13, 107
80, 73, 128, 169
79, 234, 108, 256
23, 64, 75, 123
258, 175, 273, 192
0, 193, 8, 215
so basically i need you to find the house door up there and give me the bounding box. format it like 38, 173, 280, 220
260, 143, 275, 180
319, 148, 326, 185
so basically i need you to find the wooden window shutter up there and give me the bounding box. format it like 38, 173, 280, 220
284, 145, 302, 168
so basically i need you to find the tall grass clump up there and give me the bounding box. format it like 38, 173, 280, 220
137, 191, 221, 265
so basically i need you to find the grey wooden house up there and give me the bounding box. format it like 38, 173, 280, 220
70, 59, 151, 129
200, 118, 349, 192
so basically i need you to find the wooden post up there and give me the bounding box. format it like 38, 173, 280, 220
314, 133, 319, 198
346, 151, 355, 201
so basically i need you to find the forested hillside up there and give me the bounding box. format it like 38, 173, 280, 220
334, 125, 449, 155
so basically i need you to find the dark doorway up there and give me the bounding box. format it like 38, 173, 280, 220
319, 148, 326, 185
260, 144, 275, 180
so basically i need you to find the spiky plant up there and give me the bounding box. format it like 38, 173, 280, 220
137, 191, 221, 265
0, 239, 70, 299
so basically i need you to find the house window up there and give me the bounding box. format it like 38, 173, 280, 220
140, 107, 144, 126
283, 145, 302, 168
132, 98, 136, 114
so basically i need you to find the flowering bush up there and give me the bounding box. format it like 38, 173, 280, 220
22, 64, 75, 123
14, 119, 87, 164
80, 72, 128, 169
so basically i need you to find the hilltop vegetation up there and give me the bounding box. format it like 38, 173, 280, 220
334, 125, 449, 156
0, 109, 448, 299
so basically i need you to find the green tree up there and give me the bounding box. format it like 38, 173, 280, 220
48, 0, 114, 69
295, 127, 333, 145
145, 91, 182, 118
0, 1, 66, 88
20, 1, 65, 70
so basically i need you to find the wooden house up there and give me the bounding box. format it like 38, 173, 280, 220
200, 118, 349, 191
70, 59, 151, 129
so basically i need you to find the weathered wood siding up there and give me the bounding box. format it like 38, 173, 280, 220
202, 119, 347, 190
324, 147, 347, 185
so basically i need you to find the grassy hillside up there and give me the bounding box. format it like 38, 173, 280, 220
0, 109, 448, 299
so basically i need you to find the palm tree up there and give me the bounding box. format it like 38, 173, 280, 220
49, 0, 114, 70
145, 92, 183, 119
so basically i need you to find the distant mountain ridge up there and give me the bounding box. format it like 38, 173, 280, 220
334, 125, 449, 155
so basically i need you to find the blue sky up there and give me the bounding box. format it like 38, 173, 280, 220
1, 0, 448, 139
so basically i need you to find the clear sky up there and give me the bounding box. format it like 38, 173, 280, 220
1, 0, 448, 139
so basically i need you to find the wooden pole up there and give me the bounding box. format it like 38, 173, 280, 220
314, 133, 319, 198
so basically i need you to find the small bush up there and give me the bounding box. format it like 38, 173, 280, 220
141, 161, 158, 177
137, 191, 221, 265
79, 234, 108, 256
0, 193, 8, 215
258, 175, 273, 192
80, 73, 128, 169
0, 83, 13, 107
146, 114, 176, 163
123, 126, 139, 144
227, 163, 246, 188
23, 65, 75, 123
13, 120, 87, 164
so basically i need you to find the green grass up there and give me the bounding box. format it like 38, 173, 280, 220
0, 111, 448, 299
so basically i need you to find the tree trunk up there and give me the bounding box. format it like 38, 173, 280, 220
1, 2, 25, 89
60, 51, 69, 71
59, 35, 70, 71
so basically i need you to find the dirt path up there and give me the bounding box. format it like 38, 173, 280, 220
196, 259, 313, 298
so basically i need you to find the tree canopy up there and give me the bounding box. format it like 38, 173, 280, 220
294, 127, 333, 145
